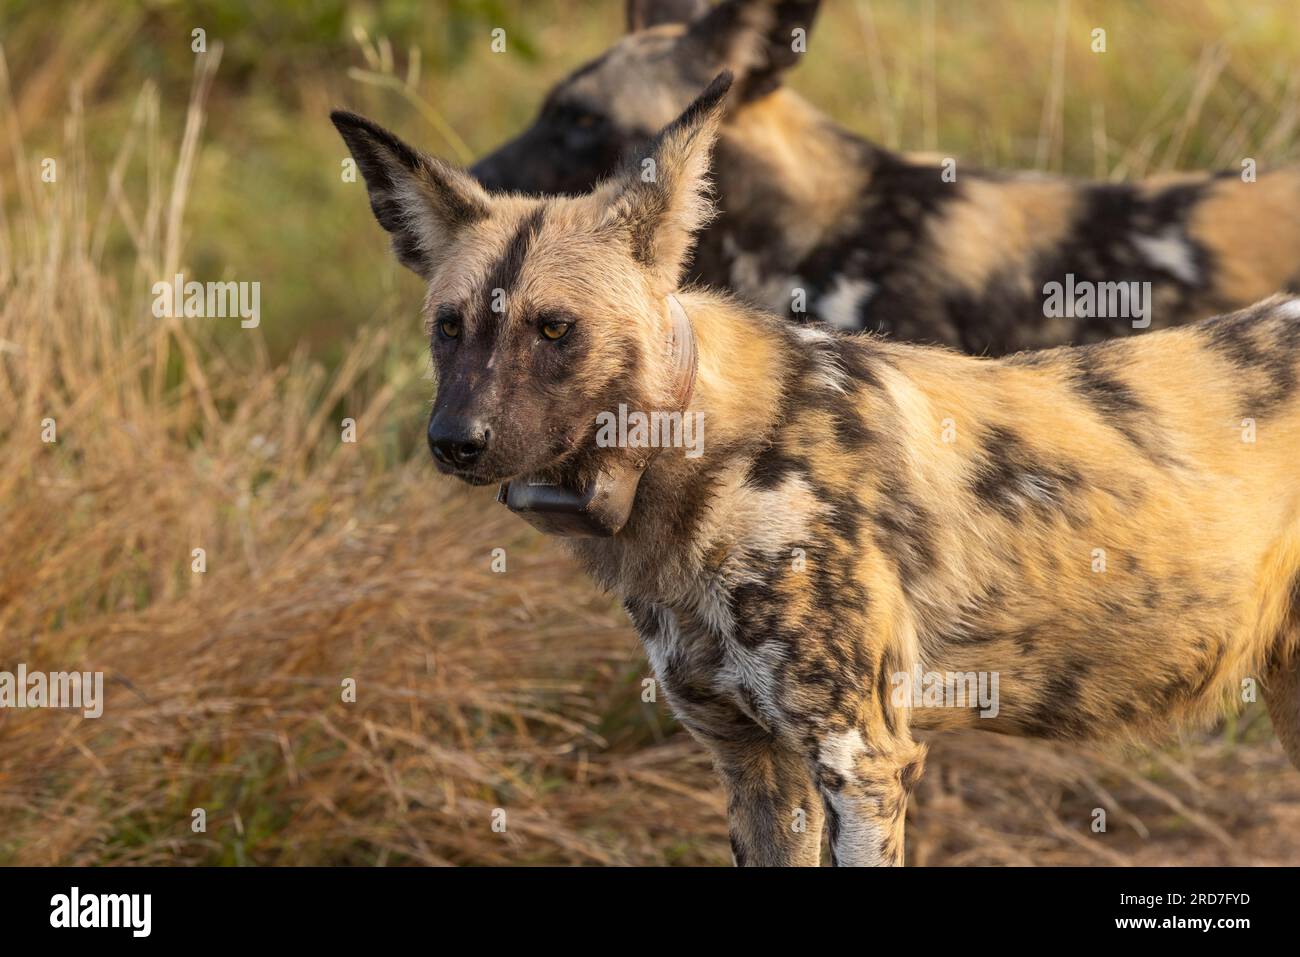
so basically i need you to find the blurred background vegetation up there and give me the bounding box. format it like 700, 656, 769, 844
2, 0, 1299, 865
6, 0, 1299, 371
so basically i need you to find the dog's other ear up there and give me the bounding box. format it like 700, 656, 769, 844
331, 110, 490, 278
686, 0, 820, 100
626, 0, 709, 31
596, 72, 731, 293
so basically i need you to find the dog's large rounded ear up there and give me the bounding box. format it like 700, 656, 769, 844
686, 0, 821, 101
331, 110, 491, 279
595, 72, 732, 293
626, 0, 710, 32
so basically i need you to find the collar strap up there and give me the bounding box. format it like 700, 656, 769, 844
497, 294, 698, 537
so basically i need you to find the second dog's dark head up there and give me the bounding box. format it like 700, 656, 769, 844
332, 75, 732, 488
470, 0, 820, 196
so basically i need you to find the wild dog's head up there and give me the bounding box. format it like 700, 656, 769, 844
332, 74, 731, 511
470, 0, 820, 195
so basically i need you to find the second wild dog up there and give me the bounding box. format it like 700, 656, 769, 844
472, 0, 1300, 356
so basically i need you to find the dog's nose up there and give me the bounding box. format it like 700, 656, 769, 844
428, 417, 490, 468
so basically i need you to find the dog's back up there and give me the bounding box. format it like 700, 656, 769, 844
852, 296, 1300, 743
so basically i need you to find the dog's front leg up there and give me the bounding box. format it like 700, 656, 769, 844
709, 728, 825, 866
812, 731, 926, 867
627, 598, 823, 864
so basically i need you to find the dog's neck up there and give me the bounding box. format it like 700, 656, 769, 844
566, 290, 796, 600
691, 88, 882, 292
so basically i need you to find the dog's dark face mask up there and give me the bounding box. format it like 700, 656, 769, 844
470, 87, 649, 198
470, 0, 822, 198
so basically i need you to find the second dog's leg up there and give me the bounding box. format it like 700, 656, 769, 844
711, 730, 825, 866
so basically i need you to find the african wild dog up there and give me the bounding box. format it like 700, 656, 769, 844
333, 74, 1300, 866
471, 0, 1300, 356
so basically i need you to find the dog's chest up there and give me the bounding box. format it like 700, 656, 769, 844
629, 580, 791, 736
605, 466, 831, 738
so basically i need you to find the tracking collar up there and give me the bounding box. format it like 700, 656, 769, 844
496, 295, 699, 537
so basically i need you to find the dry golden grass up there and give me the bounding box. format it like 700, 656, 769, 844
3, 2, 1300, 866
0, 44, 726, 866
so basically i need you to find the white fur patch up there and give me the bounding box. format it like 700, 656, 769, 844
683, 472, 825, 725
394, 181, 443, 260
790, 324, 850, 395
818, 730, 886, 864
791, 323, 834, 345
715, 639, 788, 729
734, 473, 822, 558
811, 350, 850, 395
818, 728, 867, 777
1274, 298, 1300, 321
816, 276, 877, 330
688, 574, 737, 647
722, 236, 801, 314
641, 605, 682, 683
822, 789, 884, 866
1014, 471, 1061, 506
1132, 228, 1198, 284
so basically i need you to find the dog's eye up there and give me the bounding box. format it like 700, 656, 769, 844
561, 109, 606, 149
438, 316, 462, 340
540, 319, 571, 341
